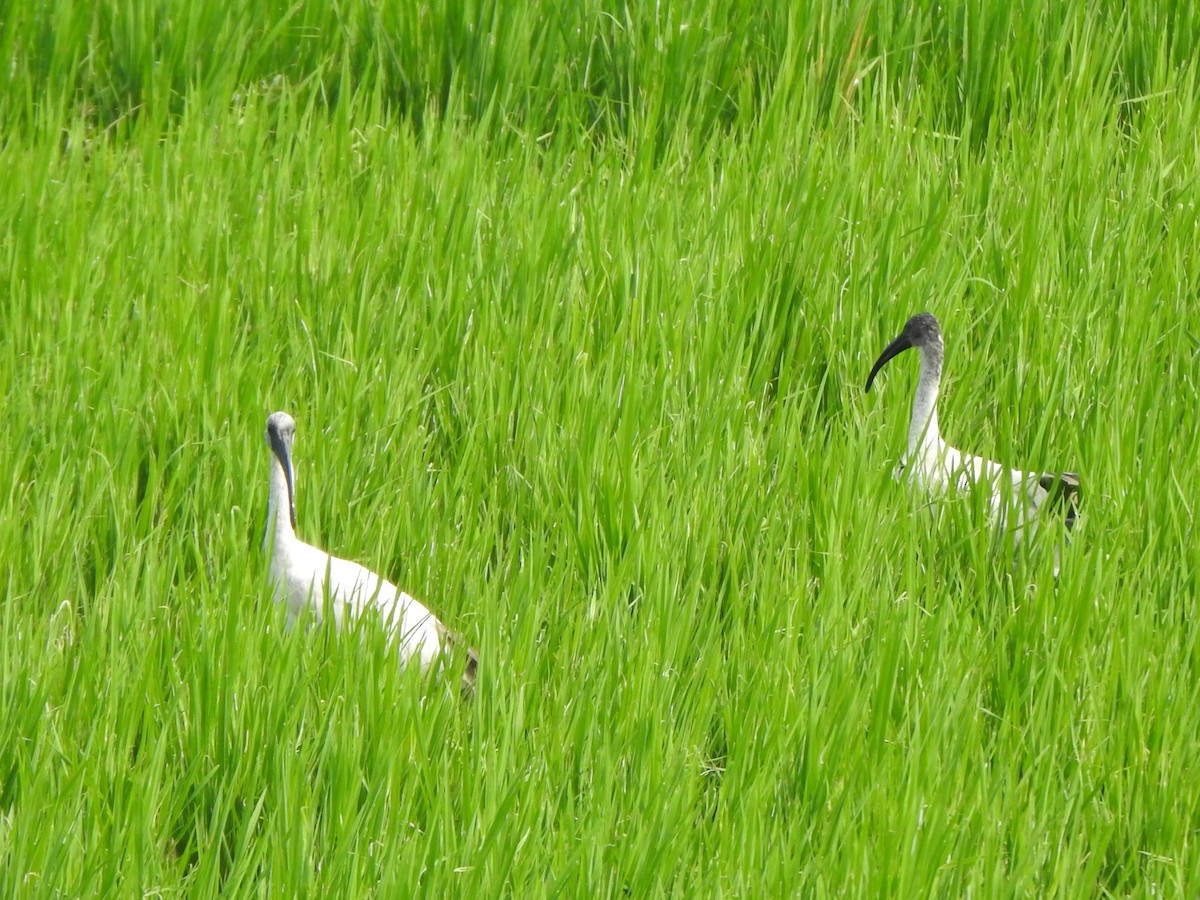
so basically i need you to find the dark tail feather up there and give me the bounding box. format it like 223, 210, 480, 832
437, 622, 479, 701
1039, 472, 1081, 530
460, 646, 479, 701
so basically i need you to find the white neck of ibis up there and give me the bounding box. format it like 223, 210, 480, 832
908, 343, 943, 457
266, 451, 296, 551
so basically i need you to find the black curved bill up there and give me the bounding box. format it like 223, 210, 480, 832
268, 428, 298, 529
864, 333, 914, 392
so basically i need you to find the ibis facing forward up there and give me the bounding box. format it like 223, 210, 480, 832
263, 411, 477, 693
864, 312, 1080, 567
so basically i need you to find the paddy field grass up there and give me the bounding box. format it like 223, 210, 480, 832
2, 1, 1200, 895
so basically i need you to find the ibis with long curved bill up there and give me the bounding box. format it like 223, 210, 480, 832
263, 411, 477, 694
864, 312, 1080, 566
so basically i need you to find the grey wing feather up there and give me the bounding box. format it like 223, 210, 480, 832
1037, 472, 1081, 530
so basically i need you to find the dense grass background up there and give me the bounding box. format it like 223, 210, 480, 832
2, 0, 1200, 895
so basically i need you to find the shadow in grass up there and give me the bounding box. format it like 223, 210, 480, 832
694, 713, 727, 830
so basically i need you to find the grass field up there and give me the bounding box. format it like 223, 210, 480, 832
3, 1, 1200, 895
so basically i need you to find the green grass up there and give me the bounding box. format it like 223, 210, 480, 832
2, 1, 1200, 895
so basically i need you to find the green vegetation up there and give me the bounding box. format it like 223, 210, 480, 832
2, 1, 1199, 894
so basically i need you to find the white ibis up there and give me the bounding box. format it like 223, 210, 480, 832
864, 312, 1080, 568
263, 411, 477, 694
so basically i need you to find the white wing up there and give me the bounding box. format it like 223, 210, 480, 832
272, 540, 446, 671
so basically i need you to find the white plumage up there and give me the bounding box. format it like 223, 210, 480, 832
263, 411, 476, 690
864, 312, 1079, 564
